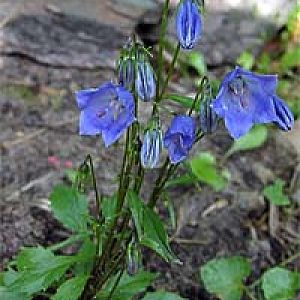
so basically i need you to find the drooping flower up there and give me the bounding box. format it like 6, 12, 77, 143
135, 61, 156, 102
211, 66, 294, 139
176, 0, 202, 49
76, 82, 135, 147
141, 128, 162, 169
164, 115, 196, 164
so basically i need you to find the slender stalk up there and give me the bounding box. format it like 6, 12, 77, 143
244, 286, 258, 300
156, 0, 170, 100
159, 42, 181, 100
280, 251, 300, 266
86, 154, 101, 219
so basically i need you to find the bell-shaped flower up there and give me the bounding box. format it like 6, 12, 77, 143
176, 0, 202, 49
141, 128, 162, 169
135, 61, 156, 102
164, 115, 196, 164
76, 82, 135, 147
212, 66, 294, 139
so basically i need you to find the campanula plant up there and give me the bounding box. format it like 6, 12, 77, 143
0, 1, 295, 300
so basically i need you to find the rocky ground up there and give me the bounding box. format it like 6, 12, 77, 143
0, 0, 299, 299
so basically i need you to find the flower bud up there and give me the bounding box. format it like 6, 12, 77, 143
141, 128, 162, 169
176, 0, 202, 49
199, 99, 218, 134
118, 57, 135, 91
136, 61, 156, 102
126, 242, 141, 276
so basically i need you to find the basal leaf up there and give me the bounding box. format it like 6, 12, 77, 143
50, 185, 89, 232
200, 256, 251, 300
52, 275, 89, 300
97, 271, 157, 300
262, 267, 300, 300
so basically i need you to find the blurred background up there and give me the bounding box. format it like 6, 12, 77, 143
0, 0, 299, 298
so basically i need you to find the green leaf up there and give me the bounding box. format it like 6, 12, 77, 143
263, 179, 291, 206
128, 191, 178, 263
225, 125, 268, 158
237, 51, 255, 70
262, 267, 300, 300
7, 247, 76, 295
189, 152, 228, 191
186, 52, 207, 75
141, 207, 178, 263
73, 238, 96, 275
102, 195, 118, 225
0, 286, 30, 300
52, 275, 89, 300
97, 271, 157, 300
143, 291, 185, 300
200, 256, 251, 300
50, 185, 89, 232
280, 46, 300, 72
165, 174, 197, 188
127, 191, 144, 238
164, 94, 195, 109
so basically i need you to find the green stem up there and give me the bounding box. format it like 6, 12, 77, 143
280, 251, 300, 266
159, 42, 181, 100
153, 0, 170, 116
244, 286, 258, 300
86, 154, 101, 220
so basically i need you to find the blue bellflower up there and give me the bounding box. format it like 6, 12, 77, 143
136, 61, 156, 102
164, 115, 196, 164
212, 67, 294, 139
141, 128, 162, 169
176, 0, 202, 49
76, 82, 135, 147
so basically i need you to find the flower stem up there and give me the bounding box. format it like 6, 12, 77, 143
85, 154, 102, 220
159, 42, 181, 100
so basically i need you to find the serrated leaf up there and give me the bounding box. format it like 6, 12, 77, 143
143, 291, 185, 300
97, 271, 157, 300
52, 275, 89, 300
7, 247, 76, 295
225, 125, 268, 158
262, 267, 300, 300
189, 152, 228, 191
128, 191, 178, 263
200, 256, 251, 300
164, 94, 195, 109
50, 185, 89, 232
263, 179, 291, 206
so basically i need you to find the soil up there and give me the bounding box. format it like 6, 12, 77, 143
0, 1, 299, 299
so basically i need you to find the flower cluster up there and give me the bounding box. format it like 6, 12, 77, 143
76, 1, 294, 170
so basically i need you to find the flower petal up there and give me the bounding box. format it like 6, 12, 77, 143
224, 111, 253, 139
